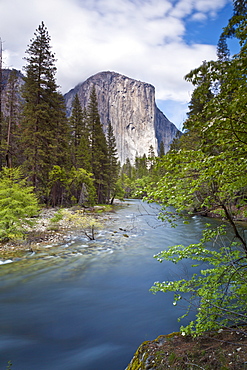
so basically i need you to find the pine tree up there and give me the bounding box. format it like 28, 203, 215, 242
147, 145, 155, 169
87, 85, 108, 203
135, 154, 148, 178
183, 61, 215, 152
70, 93, 84, 168
217, 34, 230, 61
70, 95, 91, 171
159, 141, 165, 157
70, 94, 84, 150
77, 133, 92, 173
21, 22, 69, 202
106, 120, 119, 203
185, 61, 214, 120
222, 0, 247, 43
68, 95, 93, 205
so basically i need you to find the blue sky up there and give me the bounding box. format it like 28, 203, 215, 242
0, 0, 235, 130
184, 3, 233, 45
156, 1, 235, 128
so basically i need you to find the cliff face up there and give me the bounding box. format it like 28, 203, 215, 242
155, 106, 179, 151
64, 71, 180, 165
1, 69, 24, 117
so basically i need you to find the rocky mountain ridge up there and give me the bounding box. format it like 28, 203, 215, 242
64, 71, 180, 165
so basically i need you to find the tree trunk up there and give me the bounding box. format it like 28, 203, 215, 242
78, 183, 88, 205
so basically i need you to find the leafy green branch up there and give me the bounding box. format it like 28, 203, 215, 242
151, 226, 247, 335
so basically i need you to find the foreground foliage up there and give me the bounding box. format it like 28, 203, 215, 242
151, 225, 247, 335
0, 168, 39, 241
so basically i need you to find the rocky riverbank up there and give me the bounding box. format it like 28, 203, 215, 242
126, 328, 247, 369
0, 202, 124, 259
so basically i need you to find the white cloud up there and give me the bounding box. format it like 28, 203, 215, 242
195, 0, 228, 13
0, 0, 231, 127
169, 0, 229, 18
190, 12, 207, 21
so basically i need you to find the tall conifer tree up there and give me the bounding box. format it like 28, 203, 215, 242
70, 94, 84, 153
217, 34, 230, 61
21, 22, 69, 201
159, 141, 165, 156
106, 120, 119, 203
87, 86, 108, 203
70, 94, 91, 171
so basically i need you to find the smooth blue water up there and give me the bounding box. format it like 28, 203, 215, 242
0, 200, 213, 370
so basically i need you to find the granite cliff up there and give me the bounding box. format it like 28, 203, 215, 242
64, 71, 180, 165
1, 69, 24, 117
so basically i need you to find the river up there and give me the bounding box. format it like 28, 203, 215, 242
0, 200, 214, 370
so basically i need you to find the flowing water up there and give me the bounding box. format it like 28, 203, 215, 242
0, 200, 216, 370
